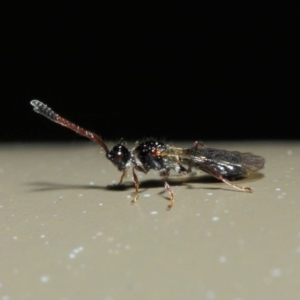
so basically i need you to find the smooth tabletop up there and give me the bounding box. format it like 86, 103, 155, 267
0, 141, 299, 300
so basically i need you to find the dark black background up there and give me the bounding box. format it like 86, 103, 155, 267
1, 4, 299, 142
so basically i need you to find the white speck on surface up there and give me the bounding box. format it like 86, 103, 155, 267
287, 150, 292, 155
78, 194, 83, 197
40, 235, 45, 239
13, 236, 18, 240
99, 203, 103, 206
82, 211, 86, 214
270, 268, 282, 277
143, 193, 151, 197
275, 188, 281, 191
40, 275, 50, 283
59, 196, 63, 199
206, 290, 216, 299
2, 296, 10, 300
73, 246, 84, 254
69, 246, 84, 259
219, 256, 227, 263
125, 245, 130, 250
89, 181, 94, 185
111, 180, 117, 185
212, 216, 219, 222
296, 246, 300, 253
150, 211, 158, 215
97, 232, 103, 236
207, 192, 213, 196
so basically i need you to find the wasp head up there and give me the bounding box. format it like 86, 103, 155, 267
106, 144, 132, 171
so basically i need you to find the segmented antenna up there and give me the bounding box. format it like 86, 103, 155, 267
30, 100, 58, 121
30, 100, 109, 154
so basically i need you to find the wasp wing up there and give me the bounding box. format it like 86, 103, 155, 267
189, 148, 265, 178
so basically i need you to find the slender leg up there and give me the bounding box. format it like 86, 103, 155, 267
201, 165, 253, 193
185, 141, 207, 173
130, 166, 147, 205
131, 168, 140, 205
159, 170, 175, 210
118, 170, 127, 185
160, 151, 189, 175
193, 141, 206, 149
164, 181, 175, 211
170, 157, 189, 175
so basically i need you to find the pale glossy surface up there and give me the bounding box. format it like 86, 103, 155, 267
0, 141, 299, 300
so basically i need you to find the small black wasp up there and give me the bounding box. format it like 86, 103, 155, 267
30, 100, 265, 210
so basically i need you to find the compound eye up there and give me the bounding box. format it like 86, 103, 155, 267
114, 148, 127, 163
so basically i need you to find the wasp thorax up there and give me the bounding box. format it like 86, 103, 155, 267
134, 140, 167, 171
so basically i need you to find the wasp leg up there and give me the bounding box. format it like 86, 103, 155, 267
118, 170, 127, 185
201, 166, 253, 193
160, 170, 175, 210
177, 163, 189, 175
193, 141, 206, 149
184, 141, 207, 173
164, 181, 175, 211
172, 156, 189, 175
131, 166, 147, 205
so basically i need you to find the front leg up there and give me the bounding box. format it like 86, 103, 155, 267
118, 170, 127, 185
